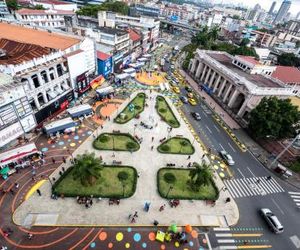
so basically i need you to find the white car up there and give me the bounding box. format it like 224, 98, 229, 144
260, 208, 284, 234
219, 150, 235, 165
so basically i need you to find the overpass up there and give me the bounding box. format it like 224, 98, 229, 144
159, 18, 201, 32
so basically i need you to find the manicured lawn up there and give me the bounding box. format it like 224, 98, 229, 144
114, 92, 146, 124
157, 168, 218, 200
53, 166, 137, 198
156, 96, 180, 128
93, 133, 140, 151
157, 137, 195, 155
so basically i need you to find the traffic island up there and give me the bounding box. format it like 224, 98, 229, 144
52, 166, 137, 198
114, 92, 146, 124
157, 168, 218, 200
93, 133, 140, 152
156, 96, 180, 128
157, 137, 195, 155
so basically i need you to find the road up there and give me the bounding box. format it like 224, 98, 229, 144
170, 61, 300, 249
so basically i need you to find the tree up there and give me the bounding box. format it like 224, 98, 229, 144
233, 46, 257, 57
72, 152, 103, 186
6, 0, 18, 10
248, 97, 300, 139
240, 38, 250, 47
277, 53, 300, 67
33, 4, 46, 10
188, 163, 212, 191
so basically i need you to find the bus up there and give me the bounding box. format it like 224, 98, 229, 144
44, 117, 76, 136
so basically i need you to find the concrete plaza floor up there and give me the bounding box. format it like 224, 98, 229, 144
13, 90, 239, 227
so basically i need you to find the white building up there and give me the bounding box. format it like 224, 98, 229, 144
0, 22, 96, 124
15, 8, 75, 29
31, 0, 78, 11
0, 0, 13, 19
0, 73, 37, 148
188, 49, 295, 125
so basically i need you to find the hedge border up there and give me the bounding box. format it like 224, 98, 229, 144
157, 137, 195, 155
114, 92, 146, 124
155, 95, 180, 128
52, 165, 138, 199
93, 132, 140, 152
157, 168, 219, 201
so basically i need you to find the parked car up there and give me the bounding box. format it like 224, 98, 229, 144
172, 86, 180, 94
180, 96, 188, 103
191, 112, 201, 120
188, 98, 197, 106
187, 92, 194, 98
219, 150, 235, 165
260, 208, 284, 234
185, 86, 192, 92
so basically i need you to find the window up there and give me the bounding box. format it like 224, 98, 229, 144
31, 75, 40, 88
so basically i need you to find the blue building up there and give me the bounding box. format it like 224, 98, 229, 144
129, 4, 160, 17
97, 51, 113, 78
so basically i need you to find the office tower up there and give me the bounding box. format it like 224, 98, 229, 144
268, 1, 276, 15
273, 0, 292, 24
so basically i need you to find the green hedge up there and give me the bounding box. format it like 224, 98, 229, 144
157, 137, 195, 155
155, 96, 180, 128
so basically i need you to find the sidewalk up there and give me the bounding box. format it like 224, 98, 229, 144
180, 68, 300, 190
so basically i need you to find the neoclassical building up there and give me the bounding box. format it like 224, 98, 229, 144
188, 49, 296, 124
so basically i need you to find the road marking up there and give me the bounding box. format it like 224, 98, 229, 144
205, 125, 212, 134
219, 143, 225, 151
288, 191, 300, 195
215, 233, 233, 237
247, 167, 256, 177
218, 239, 235, 243
290, 235, 300, 249
231, 233, 263, 237
237, 246, 272, 249
291, 195, 300, 199
228, 142, 236, 152
237, 168, 245, 178
271, 198, 285, 215
220, 246, 237, 250
202, 112, 207, 117
213, 125, 220, 132
213, 227, 231, 231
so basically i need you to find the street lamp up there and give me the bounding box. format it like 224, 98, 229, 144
166, 185, 173, 199
112, 136, 115, 150
122, 183, 125, 197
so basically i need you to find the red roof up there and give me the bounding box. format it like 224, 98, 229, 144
16, 8, 74, 15
272, 66, 300, 84
97, 51, 111, 61
237, 55, 260, 65
36, 0, 74, 5
127, 28, 141, 42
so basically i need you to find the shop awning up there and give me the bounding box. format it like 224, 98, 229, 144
62, 83, 70, 90
47, 90, 57, 99
123, 68, 136, 74
0, 143, 38, 167
0, 167, 10, 175
90, 75, 105, 89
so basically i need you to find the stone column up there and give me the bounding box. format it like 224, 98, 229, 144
34, 96, 41, 110
204, 67, 211, 85
200, 64, 207, 81
228, 89, 239, 108
42, 91, 48, 104
195, 62, 203, 79
218, 79, 227, 97
190, 59, 196, 73
237, 98, 249, 117
46, 69, 51, 82
27, 77, 35, 90
223, 84, 233, 103
213, 75, 222, 93
37, 73, 44, 86
208, 71, 216, 88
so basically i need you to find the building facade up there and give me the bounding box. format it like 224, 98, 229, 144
273, 0, 291, 24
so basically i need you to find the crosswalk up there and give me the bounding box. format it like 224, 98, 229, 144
224, 176, 284, 198
212, 227, 271, 249
288, 191, 300, 208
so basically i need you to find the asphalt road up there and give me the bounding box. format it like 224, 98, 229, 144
172, 71, 300, 249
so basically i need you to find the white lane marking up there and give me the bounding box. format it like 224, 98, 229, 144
258, 177, 273, 194
202, 112, 208, 117
247, 167, 256, 177
293, 199, 300, 202
290, 235, 300, 249
213, 227, 231, 231
224, 180, 238, 198
227, 142, 236, 152
213, 125, 220, 133
232, 179, 245, 197
291, 195, 300, 199
296, 203, 300, 207
215, 233, 233, 237
219, 143, 225, 151
248, 178, 261, 195
269, 178, 284, 192
219, 246, 237, 250
271, 198, 285, 215
218, 239, 235, 243
288, 192, 300, 195
205, 125, 212, 134
240, 178, 254, 196
234, 179, 249, 196
237, 168, 245, 178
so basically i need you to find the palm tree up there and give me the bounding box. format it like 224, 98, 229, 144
72, 152, 103, 186
189, 163, 212, 190
208, 26, 220, 42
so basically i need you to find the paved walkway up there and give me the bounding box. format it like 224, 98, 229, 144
13, 90, 239, 227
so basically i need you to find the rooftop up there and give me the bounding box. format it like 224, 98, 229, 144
0, 22, 80, 50
34, 0, 75, 5
97, 51, 111, 61
0, 38, 51, 65
97, 27, 128, 36
236, 55, 260, 66
127, 28, 141, 42
207, 52, 283, 88
16, 8, 75, 15
272, 66, 300, 84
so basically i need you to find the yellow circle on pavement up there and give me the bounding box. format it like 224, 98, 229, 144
220, 163, 226, 169
219, 172, 225, 178
70, 143, 76, 147
116, 232, 123, 241
213, 165, 219, 170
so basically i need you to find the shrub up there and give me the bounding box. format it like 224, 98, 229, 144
161, 144, 170, 152
159, 108, 167, 113
164, 172, 176, 184
157, 96, 164, 101
169, 119, 176, 125
135, 105, 141, 110
138, 93, 145, 98
118, 171, 129, 181
180, 140, 189, 147
99, 135, 109, 143
126, 141, 137, 150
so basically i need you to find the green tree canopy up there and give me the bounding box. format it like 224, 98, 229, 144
6, 0, 18, 10
72, 152, 103, 186
188, 163, 212, 191
240, 38, 250, 46
248, 97, 300, 139
277, 53, 300, 67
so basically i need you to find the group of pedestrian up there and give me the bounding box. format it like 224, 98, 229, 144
128, 211, 138, 223
77, 196, 93, 208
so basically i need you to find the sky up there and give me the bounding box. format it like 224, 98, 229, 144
213, 0, 300, 16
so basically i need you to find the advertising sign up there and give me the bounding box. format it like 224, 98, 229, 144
0, 122, 23, 147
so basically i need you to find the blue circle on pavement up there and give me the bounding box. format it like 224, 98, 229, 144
90, 242, 96, 248
58, 141, 64, 145
189, 241, 194, 246
133, 233, 141, 242
127, 227, 132, 232
41, 147, 48, 152
88, 131, 92, 135
199, 247, 204, 250
142, 242, 147, 248
74, 136, 79, 140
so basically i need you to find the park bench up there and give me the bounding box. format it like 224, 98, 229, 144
112, 160, 122, 165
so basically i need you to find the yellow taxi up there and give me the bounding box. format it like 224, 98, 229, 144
187, 92, 194, 98
188, 98, 197, 106
172, 86, 180, 94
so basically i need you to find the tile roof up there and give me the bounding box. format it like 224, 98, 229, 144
127, 28, 141, 42
0, 22, 80, 50
36, 0, 74, 5
237, 55, 260, 65
272, 66, 300, 84
97, 51, 111, 61
0, 38, 51, 65
16, 8, 75, 15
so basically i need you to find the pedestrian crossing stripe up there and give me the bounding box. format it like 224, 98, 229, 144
224, 177, 284, 198
288, 191, 300, 207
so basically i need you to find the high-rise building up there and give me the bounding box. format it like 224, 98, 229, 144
268, 1, 276, 15
273, 0, 292, 24
296, 11, 300, 20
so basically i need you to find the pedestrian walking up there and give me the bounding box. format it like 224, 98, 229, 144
187, 155, 191, 160
256, 179, 261, 184
128, 214, 132, 220
62, 167, 65, 172
14, 183, 20, 189
151, 137, 154, 142
159, 204, 166, 212
225, 197, 231, 203
133, 211, 138, 218
52, 158, 56, 164
10, 189, 14, 195
36, 189, 42, 196
266, 176, 272, 181
131, 217, 136, 223
59, 171, 63, 176
27, 233, 33, 240
112, 153, 115, 158
62, 157, 66, 164
151, 146, 154, 151
52, 177, 56, 182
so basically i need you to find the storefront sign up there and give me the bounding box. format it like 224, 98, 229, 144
90, 75, 105, 89
0, 122, 23, 148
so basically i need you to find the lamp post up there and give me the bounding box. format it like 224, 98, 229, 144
122, 183, 125, 197
166, 185, 173, 199
112, 135, 115, 150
